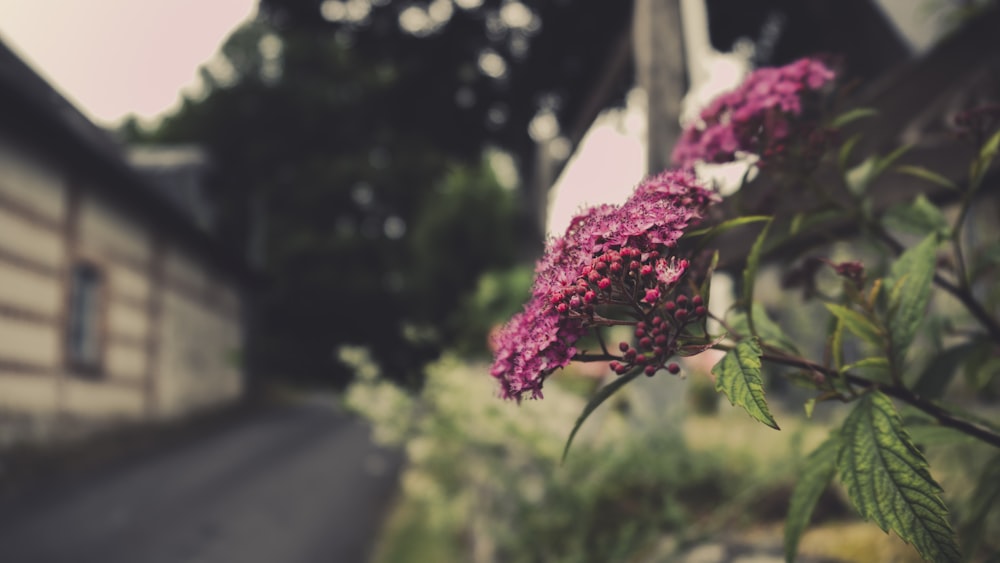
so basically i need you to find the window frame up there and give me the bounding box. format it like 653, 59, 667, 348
65, 260, 107, 376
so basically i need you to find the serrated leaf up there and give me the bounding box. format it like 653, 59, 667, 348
785, 436, 840, 563
562, 368, 643, 461
743, 220, 773, 336
895, 165, 958, 191
829, 107, 879, 129
883, 194, 951, 237
825, 303, 884, 347
961, 453, 1000, 556
887, 234, 939, 364
838, 392, 961, 563
712, 339, 779, 429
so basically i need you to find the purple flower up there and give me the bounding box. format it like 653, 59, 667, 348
671, 57, 836, 168
490, 169, 719, 401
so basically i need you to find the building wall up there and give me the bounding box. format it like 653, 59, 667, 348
0, 132, 245, 446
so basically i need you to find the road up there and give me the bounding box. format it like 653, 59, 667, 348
0, 402, 403, 563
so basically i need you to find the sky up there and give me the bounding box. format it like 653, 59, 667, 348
0, 0, 257, 126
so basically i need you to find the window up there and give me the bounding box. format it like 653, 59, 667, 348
67, 262, 104, 371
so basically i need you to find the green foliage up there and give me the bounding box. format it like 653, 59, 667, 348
883, 194, 951, 237
712, 338, 780, 430
961, 452, 1000, 556
886, 234, 940, 368
824, 303, 884, 347
130, 15, 524, 387
970, 128, 1000, 191
837, 392, 960, 563
742, 219, 773, 337
785, 435, 840, 563
728, 304, 800, 355
845, 145, 912, 196
686, 215, 772, 241
829, 107, 879, 129
562, 369, 644, 462
894, 165, 958, 191
450, 266, 534, 357
910, 341, 978, 399
349, 358, 761, 563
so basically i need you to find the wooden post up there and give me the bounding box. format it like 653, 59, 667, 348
633, 0, 688, 175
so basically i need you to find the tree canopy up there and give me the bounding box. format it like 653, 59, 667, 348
126, 0, 635, 387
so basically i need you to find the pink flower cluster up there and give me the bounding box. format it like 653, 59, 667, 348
490, 170, 719, 401
671, 57, 836, 168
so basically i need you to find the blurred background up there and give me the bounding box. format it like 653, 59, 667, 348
0, 0, 998, 561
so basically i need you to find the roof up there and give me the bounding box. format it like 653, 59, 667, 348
0, 35, 257, 285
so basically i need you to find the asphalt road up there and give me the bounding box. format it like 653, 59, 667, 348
0, 402, 403, 563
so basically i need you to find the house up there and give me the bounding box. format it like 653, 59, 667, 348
0, 37, 254, 446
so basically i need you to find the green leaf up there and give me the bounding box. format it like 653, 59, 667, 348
875, 144, 913, 177
785, 435, 840, 563
686, 215, 772, 240
895, 165, 958, 191
840, 357, 891, 383
838, 133, 863, 170
728, 304, 799, 355
906, 422, 980, 447
846, 145, 913, 196
837, 392, 961, 563
845, 156, 877, 196
961, 452, 1000, 557
887, 234, 939, 364
829, 107, 879, 129
973, 357, 1000, 390
804, 398, 816, 418
883, 194, 950, 237
742, 219, 773, 336
712, 338, 780, 429
831, 317, 845, 371
825, 303, 884, 347
562, 368, 643, 461
970, 128, 1000, 191
910, 342, 978, 399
